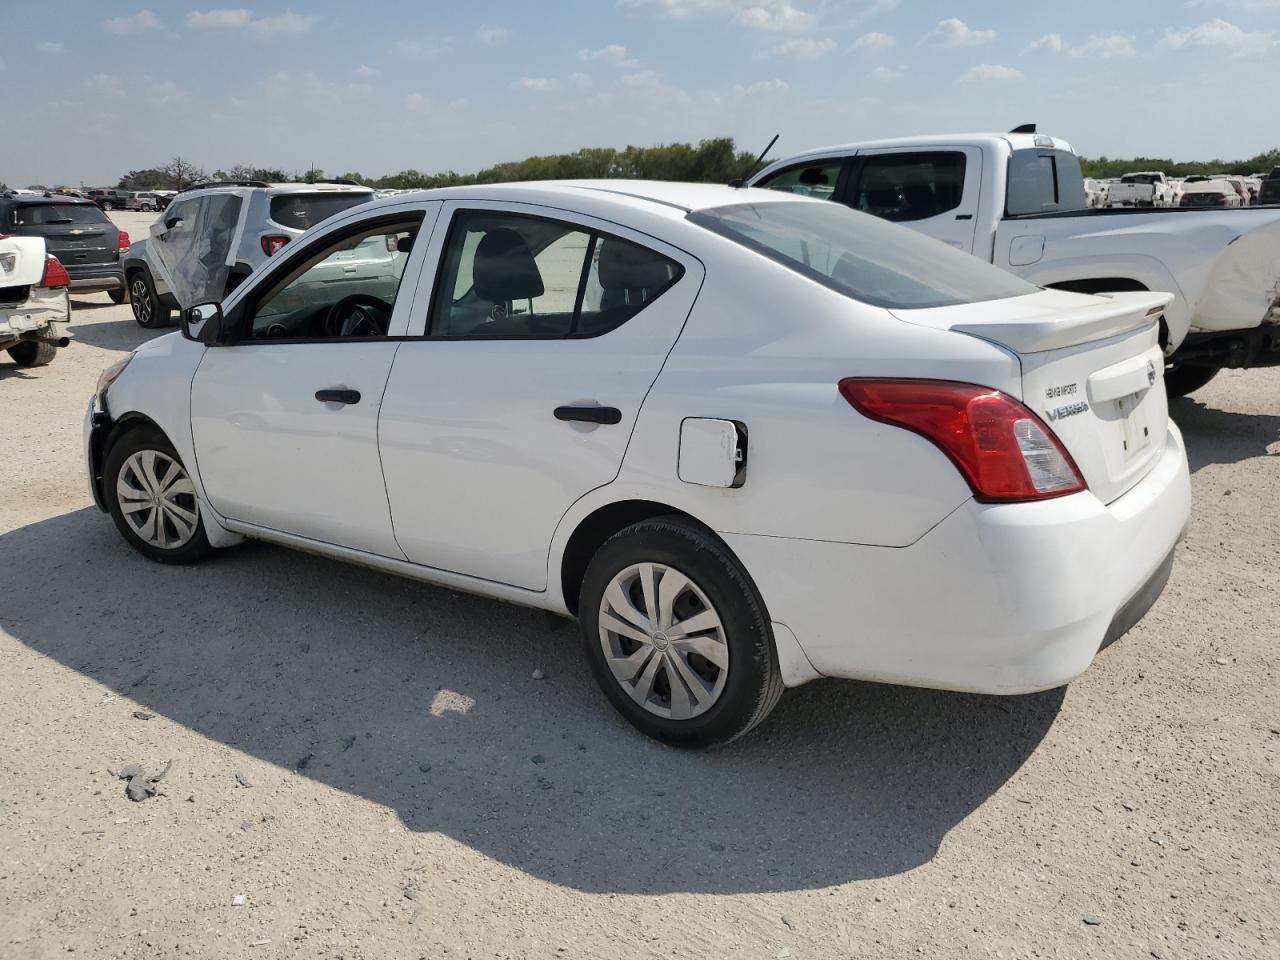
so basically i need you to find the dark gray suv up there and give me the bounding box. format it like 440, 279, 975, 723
0, 193, 128, 301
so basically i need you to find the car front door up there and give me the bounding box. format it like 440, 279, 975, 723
378, 202, 703, 591
189, 203, 439, 556
843, 147, 983, 252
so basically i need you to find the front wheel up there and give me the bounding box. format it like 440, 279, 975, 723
104, 426, 212, 564
128, 270, 171, 328
1164, 363, 1221, 398
579, 517, 783, 748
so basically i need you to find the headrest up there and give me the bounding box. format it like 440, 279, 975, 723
598, 239, 672, 292
396, 235, 414, 253
473, 228, 544, 302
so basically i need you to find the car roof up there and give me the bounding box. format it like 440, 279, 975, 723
1, 193, 95, 206
753, 132, 1076, 175
175, 182, 375, 199
357, 180, 814, 218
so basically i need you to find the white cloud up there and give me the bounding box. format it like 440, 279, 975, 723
848, 0, 898, 24
102, 10, 161, 34
353, 64, 380, 78
852, 31, 894, 53
619, 0, 814, 30
1028, 32, 1135, 58
86, 72, 126, 98
732, 78, 790, 96
186, 9, 317, 36
512, 76, 562, 92
757, 36, 836, 59
961, 63, 1023, 81
185, 8, 251, 28
921, 18, 995, 48
868, 65, 904, 82
1027, 33, 1065, 52
404, 93, 431, 113
617, 70, 692, 104
568, 72, 594, 88
578, 44, 639, 66
476, 26, 510, 44
37, 41, 65, 54
1163, 18, 1275, 55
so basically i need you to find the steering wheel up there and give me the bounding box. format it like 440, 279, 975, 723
323, 294, 393, 338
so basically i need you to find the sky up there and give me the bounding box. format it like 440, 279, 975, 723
2, 0, 1278, 188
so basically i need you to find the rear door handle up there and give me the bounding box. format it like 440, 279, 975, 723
315, 388, 361, 405
554, 404, 621, 425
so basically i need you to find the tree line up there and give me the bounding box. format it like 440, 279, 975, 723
60, 139, 1280, 193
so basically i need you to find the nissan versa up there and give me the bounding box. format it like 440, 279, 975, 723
85, 182, 1191, 746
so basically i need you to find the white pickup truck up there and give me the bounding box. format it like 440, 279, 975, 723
1106, 172, 1175, 208
749, 131, 1280, 396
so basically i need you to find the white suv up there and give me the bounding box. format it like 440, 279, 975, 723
121, 180, 374, 327
86, 181, 1191, 746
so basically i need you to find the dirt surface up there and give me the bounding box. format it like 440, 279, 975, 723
2, 213, 1278, 958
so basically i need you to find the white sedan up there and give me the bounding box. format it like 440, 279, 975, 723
85, 182, 1191, 746
1, 236, 72, 367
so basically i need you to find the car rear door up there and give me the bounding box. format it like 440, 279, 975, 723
378, 201, 704, 591
843, 146, 984, 252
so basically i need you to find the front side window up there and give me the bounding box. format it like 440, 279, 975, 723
852, 152, 967, 222
244, 216, 422, 340
757, 161, 843, 200
428, 211, 681, 338
689, 201, 1037, 309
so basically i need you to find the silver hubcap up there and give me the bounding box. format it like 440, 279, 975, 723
116, 450, 199, 549
598, 562, 729, 721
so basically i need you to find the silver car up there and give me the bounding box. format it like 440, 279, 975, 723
121, 180, 375, 327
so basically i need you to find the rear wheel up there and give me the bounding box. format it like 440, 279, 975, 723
579, 517, 783, 748
128, 270, 171, 328
104, 426, 212, 564
6, 339, 57, 367
102, 202, 114, 212
1164, 363, 1221, 398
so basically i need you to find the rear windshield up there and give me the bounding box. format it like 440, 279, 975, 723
1120, 174, 1161, 185
269, 192, 373, 230
689, 201, 1038, 309
1006, 148, 1088, 217
10, 203, 110, 227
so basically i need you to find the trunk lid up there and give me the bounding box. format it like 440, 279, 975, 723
0, 236, 48, 289
893, 288, 1174, 504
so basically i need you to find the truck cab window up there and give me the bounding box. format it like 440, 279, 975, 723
851, 152, 967, 223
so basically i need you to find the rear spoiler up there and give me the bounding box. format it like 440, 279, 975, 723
952, 291, 1174, 354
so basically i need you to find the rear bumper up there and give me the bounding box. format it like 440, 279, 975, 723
725, 423, 1192, 694
66, 263, 125, 292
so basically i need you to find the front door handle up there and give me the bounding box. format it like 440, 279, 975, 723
315, 388, 361, 405
554, 404, 621, 425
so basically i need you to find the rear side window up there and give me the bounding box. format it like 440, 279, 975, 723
11, 203, 109, 227
689, 201, 1037, 309
428, 210, 682, 338
270, 192, 374, 230
852, 152, 966, 222
757, 161, 843, 200
1006, 149, 1088, 216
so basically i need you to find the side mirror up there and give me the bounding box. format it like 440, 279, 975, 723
183, 302, 225, 345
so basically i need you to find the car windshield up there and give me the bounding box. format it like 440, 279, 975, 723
688, 200, 1038, 309
11, 203, 110, 227
269, 192, 374, 230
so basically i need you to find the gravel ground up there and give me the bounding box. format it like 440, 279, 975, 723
2, 212, 1278, 958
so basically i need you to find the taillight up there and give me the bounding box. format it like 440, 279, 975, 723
40, 254, 71, 289
261, 235, 290, 256
118, 231, 130, 253
838, 379, 1086, 503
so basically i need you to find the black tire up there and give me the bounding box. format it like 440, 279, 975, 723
108, 287, 127, 305
128, 269, 171, 328
102, 202, 114, 212
6, 339, 57, 367
1164, 363, 1221, 398
578, 516, 783, 748
103, 425, 213, 565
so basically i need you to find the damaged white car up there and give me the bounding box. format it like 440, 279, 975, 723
0, 236, 71, 367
